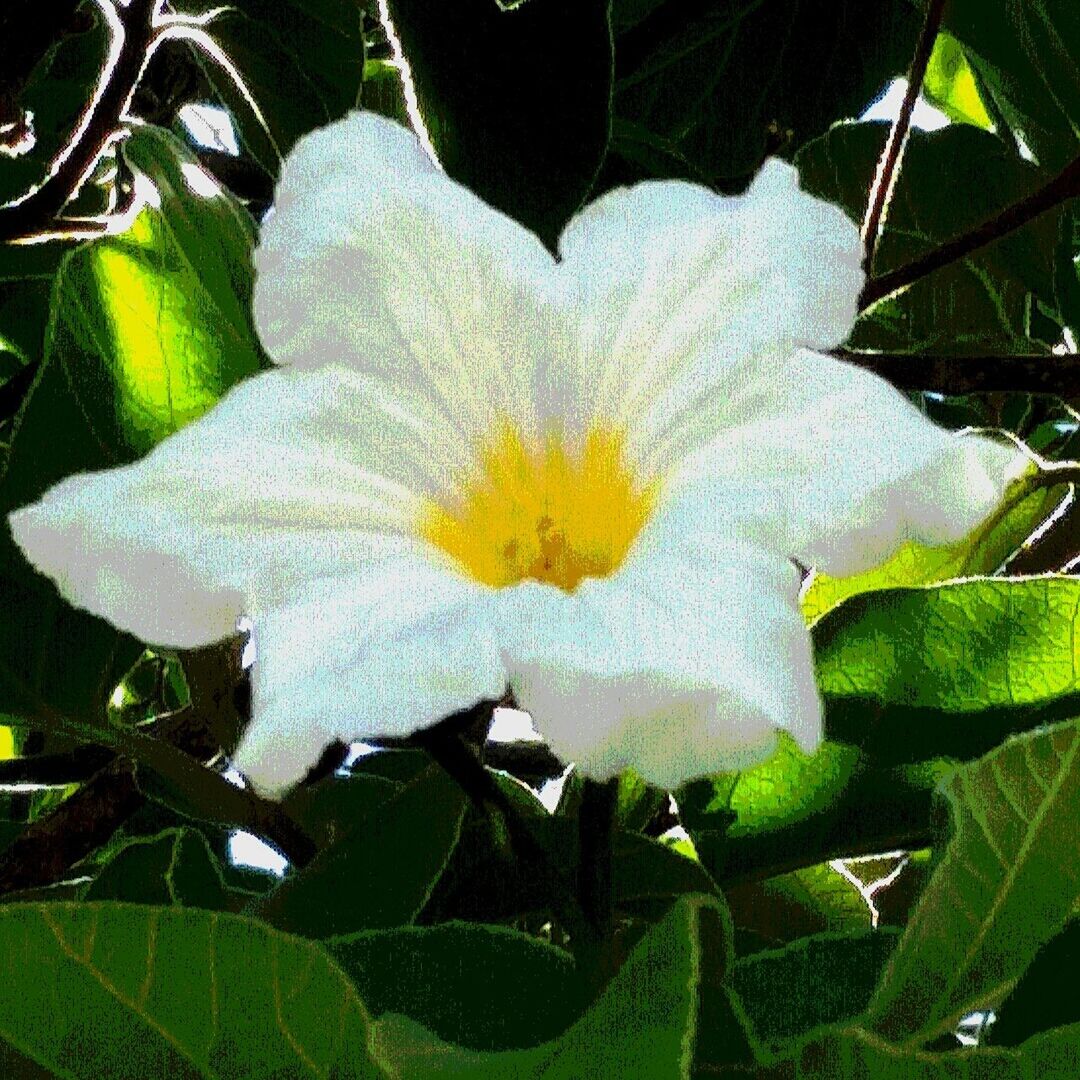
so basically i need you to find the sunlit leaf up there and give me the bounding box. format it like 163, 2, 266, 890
923, 31, 994, 130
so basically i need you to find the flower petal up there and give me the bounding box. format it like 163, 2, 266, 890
667, 349, 1024, 576
553, 160, 862, 467
502, 525, 819, 790
235, 556, 506, 797
253, 112, 559, 448
8, 364, 455, 647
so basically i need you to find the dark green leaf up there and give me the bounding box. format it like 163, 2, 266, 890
797, 121, 1061, 352
186, 0, 365, 174
372, 895, 742, 1078
732, 929, 900, 1050
252, 763, 468, 937
613, 830, 721, 920
609, 0, 917, 187
328, 921, 584, 1050
82, 826, 233, 910
940, 0, 1080, 172
383, 0, 613, 246
0, 901, 390, 1078
866, 719, 1080, 1045
987, 920, 1080, 1046
770, 1023, 1080, 1079
0, 9, 109, 204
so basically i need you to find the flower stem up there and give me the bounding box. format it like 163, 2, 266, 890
576, 775, 620, 992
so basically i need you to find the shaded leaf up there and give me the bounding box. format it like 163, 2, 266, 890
797, 122, 1062, 353
0, 901, 389, 1078
940, 0, 1080, 171
609, 0, 917, 187
373, 895, 744, 1078
733, 928, 900, 1050
384, 0, 613, 246
866, 719, 1080, 1045
82, 827, 233, 911
986, 919, 1080, 1046
252, 763, 468, 937
187, 0, 365, 174
328, 921, 584, 1051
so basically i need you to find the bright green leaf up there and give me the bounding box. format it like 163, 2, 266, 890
0, 124, 265, 727
923, 32, 994, 130
815, 577, 1080, 763
801, 471, 1068, 623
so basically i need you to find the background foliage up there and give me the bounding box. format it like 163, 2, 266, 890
1, 0, 1080, 1076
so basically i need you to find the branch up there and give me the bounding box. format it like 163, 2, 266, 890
861, 0, 947, 273
859, 152, 1080, 311
832, 348, 1080, 397
0, 0, 161, 242
0, 758, 144, 894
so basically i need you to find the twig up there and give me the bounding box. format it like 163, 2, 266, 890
832, 348, 1080, 397
0, 746, 113, 787
0, 758, 144, 894
861, 0, 948, 273
0, 0, 161, 242
859, 152, 1080, 310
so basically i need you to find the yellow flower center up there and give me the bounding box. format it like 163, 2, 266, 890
421, 421, 658, 591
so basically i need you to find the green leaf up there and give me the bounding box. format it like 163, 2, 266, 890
796, 121, 1061, 352
609, 0, 917, 187
0, 124, 266, 727
940, 0, 1080, 171
252, 763, 468, 937
0, 242, 72, 372
383, 0, 613, 246
679, 735, 939, 887
613, 830, 721, 920
801, 471, 1069, 623
372, 894, 740, 1078
186, 0, 365, 173
82, 827, 233, 911
327, 922, 584, 1051
0, 901, 389, 1078
865, 719, 1080, 1045
986, 919, 1080, 1046
281, 771, 401, 850
733, 929, 900, 1050
815, 578, 1080, 763
923, 31, 994, 130
770, 1023, 1080, 1079
615, 767, 666, 832
725, 864, 873, 951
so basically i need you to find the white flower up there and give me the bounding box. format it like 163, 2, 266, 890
9, 113, 1018, 797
